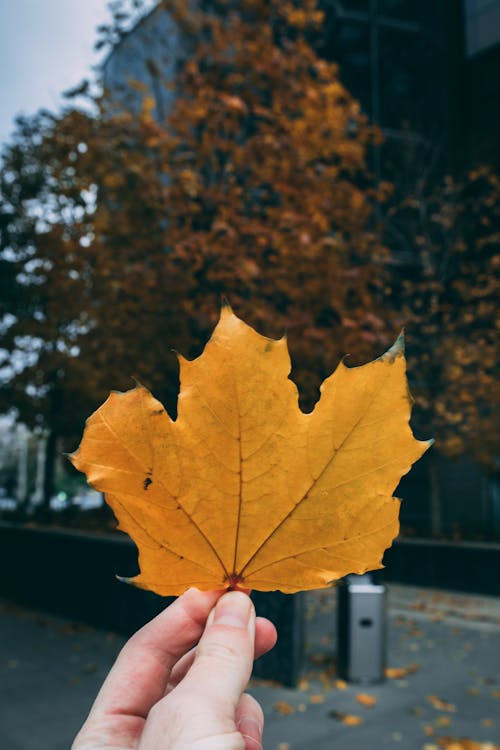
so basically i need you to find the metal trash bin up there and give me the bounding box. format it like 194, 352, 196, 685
337, 573, 386, 683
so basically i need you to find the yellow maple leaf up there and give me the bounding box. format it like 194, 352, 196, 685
71, 306, 430, 595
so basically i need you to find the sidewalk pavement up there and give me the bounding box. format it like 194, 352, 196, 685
1, 584, 499, 750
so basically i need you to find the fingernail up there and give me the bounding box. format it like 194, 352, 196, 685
238, 715, 263, 748
214, 591, 252, 629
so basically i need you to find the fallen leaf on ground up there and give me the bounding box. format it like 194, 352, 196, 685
385, 663, 421, 679
434, 740, 500, 750
273, 701, 296, 716
335, 679, 348, 690
427, 696, 456, 713
356, 693, 377, 707
71, 306, 430, 595
329, 710, 364, 726
309, 694, 325, 704
343, 714, 365, 727
436, 716, 452, 727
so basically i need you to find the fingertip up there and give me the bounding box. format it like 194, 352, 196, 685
256, 616, 278, 645
255, 616, 277, 660
213, 590, 255, 630
178, 591, 257, 705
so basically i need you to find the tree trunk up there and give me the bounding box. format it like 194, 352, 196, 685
41, 428, 57, 512
429, 452, 442, 537
480, 472, 491, 539
15, 424, 29, 511
38, 381, 63, 515
30, 432, 47, 508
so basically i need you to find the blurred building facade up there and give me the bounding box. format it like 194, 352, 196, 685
320, 0, 500, 179
464, 0, 500, 166
102, 8, 185, 122
103, 1, 500, 177
320, 0, 464, 185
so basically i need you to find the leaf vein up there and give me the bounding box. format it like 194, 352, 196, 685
112, 494, 222, 576
244, 520, 395, 576
238, 373, 392, 577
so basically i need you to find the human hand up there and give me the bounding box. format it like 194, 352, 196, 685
72, 588, 277, 750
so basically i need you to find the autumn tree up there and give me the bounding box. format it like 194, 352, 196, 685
94, 0, 395, 404
1, 0, 397, 509
0, 112, 103, 508
386, 167, 499, 533
0, 108, 192, 509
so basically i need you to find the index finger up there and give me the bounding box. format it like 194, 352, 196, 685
89, 587, 223, 721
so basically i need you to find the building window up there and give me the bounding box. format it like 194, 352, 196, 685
322, 1, 446, 179
465, 0, 500, 56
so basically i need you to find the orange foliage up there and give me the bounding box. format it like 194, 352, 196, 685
1, 0, 395, 495
82, 0, 394, 411
388, 168, 499, 467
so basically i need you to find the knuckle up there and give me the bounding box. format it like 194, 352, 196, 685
199, 638, 242, 664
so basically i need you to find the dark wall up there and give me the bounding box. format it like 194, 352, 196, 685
0, 523, 304, 686
396, 451, 497, 540
383, 537, 500, 595
1, 523, 499, 691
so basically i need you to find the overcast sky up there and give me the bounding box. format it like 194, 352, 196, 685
0, 0, 112, 146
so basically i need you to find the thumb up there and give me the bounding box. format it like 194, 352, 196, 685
138, 592, 258, 749
177, 591, 256, 711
